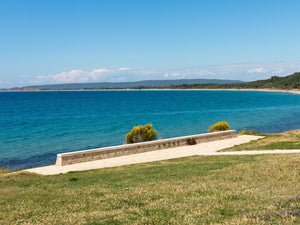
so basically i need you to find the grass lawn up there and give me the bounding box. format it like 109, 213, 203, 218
0, 154, 299, 224
221, 129, 300, 152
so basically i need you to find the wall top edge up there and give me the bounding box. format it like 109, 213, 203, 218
57, 130, 237, 157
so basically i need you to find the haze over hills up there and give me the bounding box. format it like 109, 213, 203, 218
20, 79, 244, 90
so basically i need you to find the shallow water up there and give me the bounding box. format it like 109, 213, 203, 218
1, 90, 300, 170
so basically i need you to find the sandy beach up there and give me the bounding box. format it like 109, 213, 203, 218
133, 88, 300, 95
2, 88, 300, 95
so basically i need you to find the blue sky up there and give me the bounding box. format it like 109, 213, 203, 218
1, 0, 300, 88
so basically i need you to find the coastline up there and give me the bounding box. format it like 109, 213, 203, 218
1, 88, 300, 95
2, 89, 300, 170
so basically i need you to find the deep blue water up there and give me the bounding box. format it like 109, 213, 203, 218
1, 90, 300, 170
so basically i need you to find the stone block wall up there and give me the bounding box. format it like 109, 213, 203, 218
56, 130, 237, 166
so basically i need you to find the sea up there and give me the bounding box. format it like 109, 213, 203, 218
1, 90, 300, 170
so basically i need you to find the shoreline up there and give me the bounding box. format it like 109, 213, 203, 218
3, 128, 300, 172
2, 89, 300, 171
1, 88, 300, 95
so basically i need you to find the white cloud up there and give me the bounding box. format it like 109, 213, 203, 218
171, 72, 180, 77
32, 69, 112, 84
118, 67, 132, 71
89, 69, 110, 80
165, 72, 187, 79
247, 67, 267, 73
27, 61, 300, 86
33, 70, 87, 84
54, 70, 89, 83
155, 62, 300, 81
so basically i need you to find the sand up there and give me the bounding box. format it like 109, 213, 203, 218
24, 135, 300, 175
2, 88, 300, 95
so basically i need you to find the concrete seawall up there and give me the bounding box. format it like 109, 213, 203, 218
56, 130, 237, 166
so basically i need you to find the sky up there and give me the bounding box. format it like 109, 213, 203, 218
1, 0, 300, 88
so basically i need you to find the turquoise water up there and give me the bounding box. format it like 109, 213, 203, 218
1, 90, 300, 170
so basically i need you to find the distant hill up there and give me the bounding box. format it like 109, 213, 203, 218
244, 72, 300, 89
22, 79, 244, 90
170, 72, 300, 90
8, 73, 300, 91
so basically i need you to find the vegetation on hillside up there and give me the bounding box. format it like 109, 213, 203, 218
5, 72, 300, 91
1, 154, 299, 224
168, 72, 300, 90
20, 79, 243, 90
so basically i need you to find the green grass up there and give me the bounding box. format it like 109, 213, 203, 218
1, 154, 299, 224
221, 129, 300, 152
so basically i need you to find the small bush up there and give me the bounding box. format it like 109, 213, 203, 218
125, 124, 158, 144
239, 129, 260, 135
69, 177, 79, 182
208, 121, 230, 132
0, 169, 10, 174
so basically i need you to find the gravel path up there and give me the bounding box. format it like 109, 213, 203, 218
25, 135, 300, 175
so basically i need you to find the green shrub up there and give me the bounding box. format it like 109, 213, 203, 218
125, 124, 158, 144
239, 129, 260, 135
0, 169, 10, 174
208, 121, 230, 132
